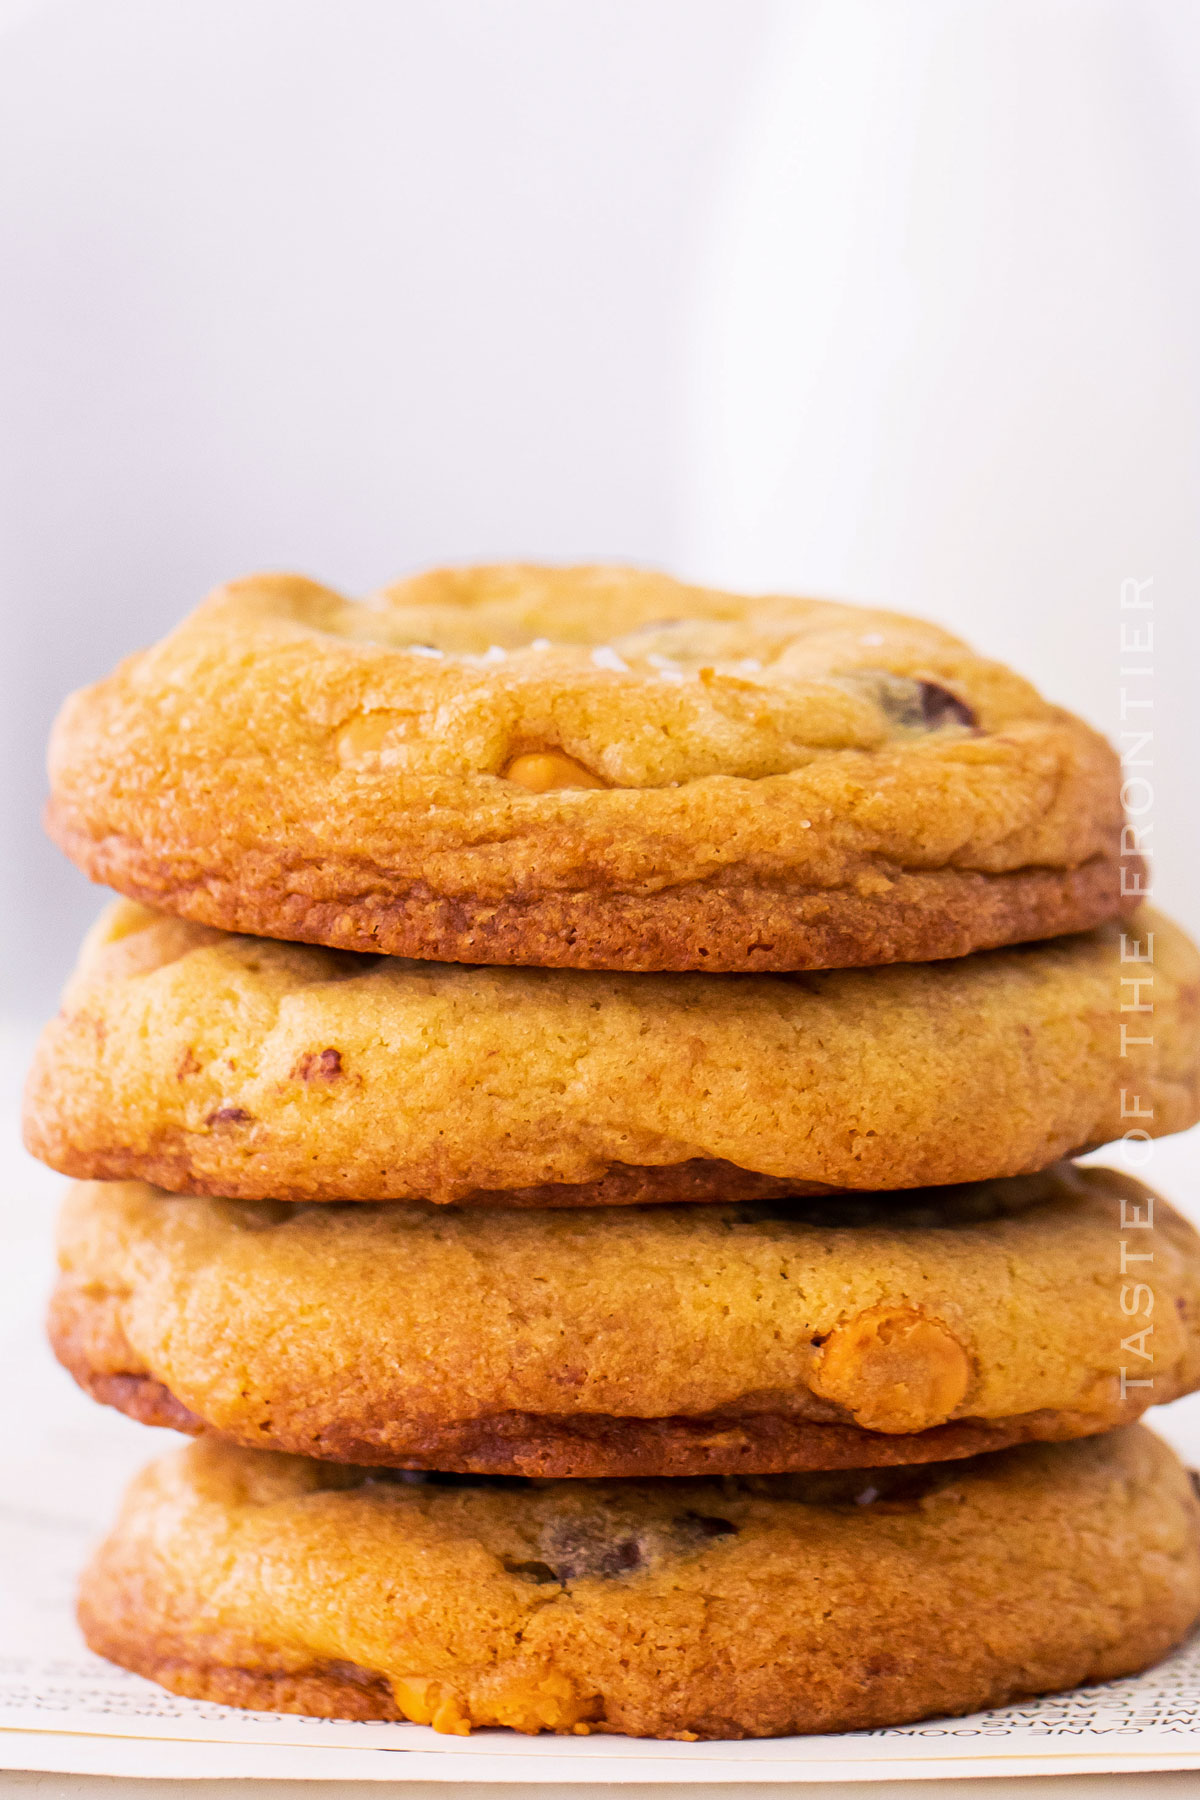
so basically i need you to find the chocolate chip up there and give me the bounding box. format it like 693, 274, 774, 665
537, 1517, 645, 1582
918, 681, 976, 730
204, 1106, 252, 1128
533, 1508, 738, 1583
292, 1048, 343, 1082
858, 670, 977, 734
1189, 1470, 1200, 1504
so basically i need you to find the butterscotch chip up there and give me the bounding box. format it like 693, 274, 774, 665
45, 564, 1137, 972
23, 900, 1199, 1204
50, 1165, 1200, 1476
78, 1428, 1200, 1738
502, 750, 607, 792
808, 1307, 972, 1433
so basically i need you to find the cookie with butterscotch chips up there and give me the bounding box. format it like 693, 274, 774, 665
45, 564, 1139, 972
78, 1428, 1200, 1739
51, 1165, 1200, 1477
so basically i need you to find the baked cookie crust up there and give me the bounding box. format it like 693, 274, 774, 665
25, 901, 1198, 1204
46, 565, 1138, 972
78, 1429, 1200, 1738
51, 1166, 1200, 1476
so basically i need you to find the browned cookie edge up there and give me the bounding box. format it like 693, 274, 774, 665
68, 1365, 1136, 1479
46, 803, 1134, 970
24, 1143, 838, 1207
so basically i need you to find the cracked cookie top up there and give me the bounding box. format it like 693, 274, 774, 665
45, 564, 1134, 970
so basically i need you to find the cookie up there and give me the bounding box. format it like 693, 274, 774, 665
78, 1428, 1200, 1739
46, 565, 1138, 973
51, 1165, 1200, 1477
25, 901, 1198, 1204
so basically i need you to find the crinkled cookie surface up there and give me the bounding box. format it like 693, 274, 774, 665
46, 565, 1136, 970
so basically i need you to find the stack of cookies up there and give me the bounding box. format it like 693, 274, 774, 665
24, 564, 1200, 1741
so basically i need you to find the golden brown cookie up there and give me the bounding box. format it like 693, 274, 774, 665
24, 901, 1198, 1204
46, 565, 1138, 972
78, 1429, 1200, 1739
51, 1166, 1200, 1477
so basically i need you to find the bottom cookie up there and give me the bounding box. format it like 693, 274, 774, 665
80, 1427, 1200, 1741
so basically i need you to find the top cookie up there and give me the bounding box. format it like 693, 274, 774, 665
46, 565, 1136, 972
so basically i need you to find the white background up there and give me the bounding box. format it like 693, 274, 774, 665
0, 0, 769, 1014
2, 0, 1199, 1017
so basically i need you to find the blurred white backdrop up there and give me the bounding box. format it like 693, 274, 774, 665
680, 0, 1200, 936
0, 0, 770, 1014
2, 0, 1198, 1018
